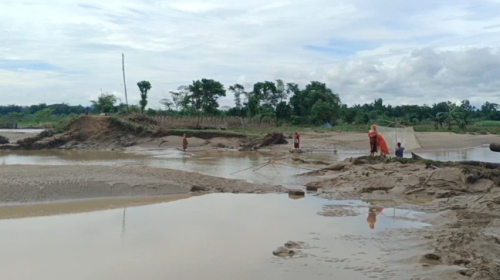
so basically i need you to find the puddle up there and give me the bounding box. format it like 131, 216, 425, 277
0, 194, 427, 280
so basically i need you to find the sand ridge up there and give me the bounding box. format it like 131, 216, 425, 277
0, 165, 285, 204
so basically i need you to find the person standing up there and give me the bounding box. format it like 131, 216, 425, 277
294, 132, 300, 150
182, 134, 188, 152
395, 142, 405, 158
368, 125, 378, 156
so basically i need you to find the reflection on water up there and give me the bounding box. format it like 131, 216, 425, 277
0, 129, 44, 133
418, 147, 498, 162
0, 147, 496, 185
0, 194, 426, 280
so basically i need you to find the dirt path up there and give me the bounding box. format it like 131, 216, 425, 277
0, 165, 285, 204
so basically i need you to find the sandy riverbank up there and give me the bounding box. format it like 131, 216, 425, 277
1, 115, 499, 153
300, 157, 500, 280
0, 165, 285, 204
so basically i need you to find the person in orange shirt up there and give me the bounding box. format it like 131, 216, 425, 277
368, 125, 389, 157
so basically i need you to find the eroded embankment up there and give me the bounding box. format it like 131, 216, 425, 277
1, 116, 248, 150
300, 156, 500, 280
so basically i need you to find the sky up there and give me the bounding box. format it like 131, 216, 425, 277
2, 0, 500, 109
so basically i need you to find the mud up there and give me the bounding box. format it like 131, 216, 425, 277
302, 157, 500, 279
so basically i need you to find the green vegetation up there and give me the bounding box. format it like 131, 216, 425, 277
137, 81, 152, 115
1, 78, 500, 134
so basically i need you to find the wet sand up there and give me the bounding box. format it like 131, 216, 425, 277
133, 131, 500, 154
303, 159, 500, 279
0, 194, 201, 220
0, 129, 42, 143
295, 131, 499, 152
0, 165, 285, 204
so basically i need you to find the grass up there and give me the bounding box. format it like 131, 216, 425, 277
474, 121, 500, 127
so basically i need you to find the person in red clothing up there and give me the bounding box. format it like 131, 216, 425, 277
294, 132, 300, 149
182, 134, 188, 151
368, 125, 378, 156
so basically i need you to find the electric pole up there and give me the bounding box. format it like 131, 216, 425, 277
122, 53, 129, 110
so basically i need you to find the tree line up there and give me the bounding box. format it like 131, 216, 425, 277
1, 78, 499, 129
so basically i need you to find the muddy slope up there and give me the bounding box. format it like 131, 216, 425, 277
303, 157, 500, 280
7, 116, 246, 150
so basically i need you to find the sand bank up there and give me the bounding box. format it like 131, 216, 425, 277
0, 165, 285, 204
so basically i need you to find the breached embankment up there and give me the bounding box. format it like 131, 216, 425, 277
0, 115, 291, 151
1, 116, 248, 151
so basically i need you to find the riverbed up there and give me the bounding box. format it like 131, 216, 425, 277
0, 146, 496, 280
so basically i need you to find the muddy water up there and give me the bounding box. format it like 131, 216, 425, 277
0, 147, 495, 186
0, 194, 427, 280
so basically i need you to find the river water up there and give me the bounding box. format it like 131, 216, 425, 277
0, 194, 427, 280
0, 140, 495, 279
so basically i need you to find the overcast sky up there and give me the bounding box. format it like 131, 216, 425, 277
1, 0, 500, 108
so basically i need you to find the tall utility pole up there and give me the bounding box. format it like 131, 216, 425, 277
122, 53, 129, 109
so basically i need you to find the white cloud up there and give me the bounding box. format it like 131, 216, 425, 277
1, 0, 500, 108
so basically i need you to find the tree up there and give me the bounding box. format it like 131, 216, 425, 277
247, 95, 260, 117
187, 79, 226, 114
35, 108, 55, 122
481, 102, 499, 117
252, 81, 277, 108
311, 100, 336, 124
169, 86, 190, 111
289, 81, 341, 123
229, 84, 245, 108
275, 101, 291, 120
91, 93, 119, 114
429, 113, 446, 129
137, 81, 152, 114
159, 99, 173, 111
275, 79, 288, 103
341, 105, 357, 124
437, 103, 459, 130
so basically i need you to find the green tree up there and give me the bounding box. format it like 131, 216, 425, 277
311, 100, 336, 124
91, 93, 119, 114
137, 81, 152, 114
289, 81, 341, 123
229, 84, 245, 108
169, 86, 190, 111
275, 101, 291, 120
35, 108, 55, 122
247, 95, 260, 117
481, 102, 499, 117
187, 79, 226, 114
437, 103, 459, 130
252, 81, 277, 108
159, 99, 173, 111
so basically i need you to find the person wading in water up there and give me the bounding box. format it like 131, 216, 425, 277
182, 134, 188, 152
294, 132, 300, 150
